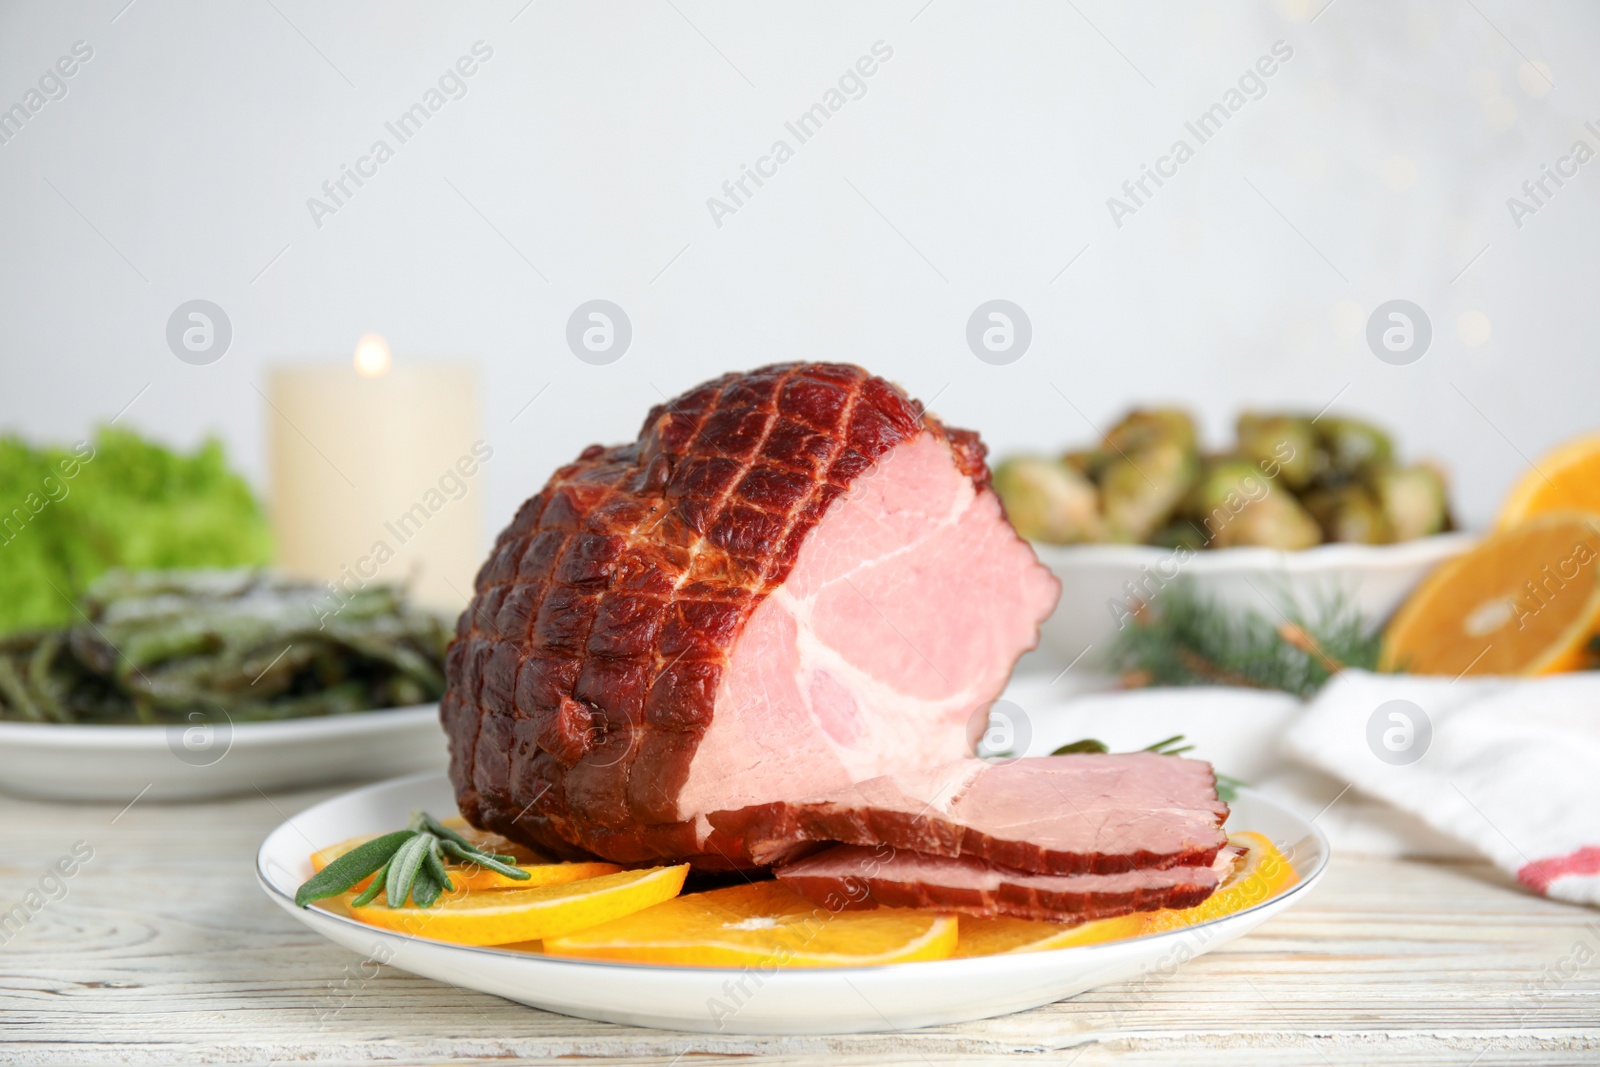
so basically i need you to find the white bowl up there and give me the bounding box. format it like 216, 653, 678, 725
257, 772, 1327, 1035
0, 704, 448, 802
1029, 532, 1476, 671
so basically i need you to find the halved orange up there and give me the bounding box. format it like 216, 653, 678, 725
346, 864, 689, 945
1497, 434, 1600, 527
309, 829, 620, 894
542, 880, 959, 968
1381, 511, 1600, 675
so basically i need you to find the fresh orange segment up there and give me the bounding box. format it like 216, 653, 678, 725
1133, 832, 1297, 935
1496, 434, 1600, 528
543, 880, 959, 968
954, 833, 1296, 957
953, 914, 1144, 957
309, 832, 619, 893
345, 864, 689, 946
1381, 511, 1600, 676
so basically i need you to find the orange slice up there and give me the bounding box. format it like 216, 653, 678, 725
1380, 511, 1600, 675
310, 834, 375, 873
309, 833, 620, 893
346, 864, 689, 946
543, 880, 959, 968
953, 913, 1144, 957
1133, 832, 1297, 935
1496, 434, 1600, 527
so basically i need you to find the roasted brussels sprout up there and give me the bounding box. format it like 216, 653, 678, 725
1102, 408, 1198, 456
1101, 440, 1199, 544
1060, 448, 1103, 479
995, 406, 1447, 550
1303, 484, 1391, 544
1374, 464, 1450, 542
1315, 417, 1393, 481
1236, 413, 1317, 490
993, 456, 1105, 544
1190, 458, 1321, 549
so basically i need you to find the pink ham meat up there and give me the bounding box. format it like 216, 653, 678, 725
774, 841, 1239, 922
443, 363, 1060, 867
712, 753, 1230, 873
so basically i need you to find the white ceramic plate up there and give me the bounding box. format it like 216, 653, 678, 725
257, 772, 1328, 1035
1030, 532, 1475, 670
0, 704, 448, 801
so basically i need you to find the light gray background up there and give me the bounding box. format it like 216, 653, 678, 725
1, 0, 1595, 540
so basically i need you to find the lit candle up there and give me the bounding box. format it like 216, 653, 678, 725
267, 337, 483, 615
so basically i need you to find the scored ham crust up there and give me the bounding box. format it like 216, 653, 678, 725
444, 363, 1060, 867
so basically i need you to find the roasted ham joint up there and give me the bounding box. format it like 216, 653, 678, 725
443, 363, 1231, 925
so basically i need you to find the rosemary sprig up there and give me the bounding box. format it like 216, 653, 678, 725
1139, 734, 1196, 756
1050, 733, 1245, 801
1049, 733, 1195, 758
294, 811, 531, 909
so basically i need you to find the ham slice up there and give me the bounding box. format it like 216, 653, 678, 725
443, 363, 1060, 867
775, 844, 1232, 922
711, 753, 1230, 873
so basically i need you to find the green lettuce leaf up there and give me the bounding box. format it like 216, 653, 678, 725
0, 428, 272, 634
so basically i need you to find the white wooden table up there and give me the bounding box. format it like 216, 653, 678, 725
2, 780, 1598, 1066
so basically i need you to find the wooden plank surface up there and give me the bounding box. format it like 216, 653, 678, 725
1, 781, 1598, 1066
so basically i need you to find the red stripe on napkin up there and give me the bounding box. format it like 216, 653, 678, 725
1518, 846, 1600, 894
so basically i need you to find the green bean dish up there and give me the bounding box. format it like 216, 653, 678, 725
0, 569, 451, 724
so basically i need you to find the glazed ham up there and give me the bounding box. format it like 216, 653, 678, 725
775, 841, 1239, 922
766, 755, 1234, 923
444, 363, 1060, 867
711, 753, 1230, 872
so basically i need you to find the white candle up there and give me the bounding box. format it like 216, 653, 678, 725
267, 338, 483, 615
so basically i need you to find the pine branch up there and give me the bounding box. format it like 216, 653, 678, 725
1107, 579, 1382, 699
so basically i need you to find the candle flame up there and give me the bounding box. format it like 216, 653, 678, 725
354, 333, 392, 378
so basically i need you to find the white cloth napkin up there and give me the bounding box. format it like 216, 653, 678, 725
1281, 669, 1600, 907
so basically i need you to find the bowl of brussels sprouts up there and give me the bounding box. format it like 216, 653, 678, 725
994, 409, 1475, 672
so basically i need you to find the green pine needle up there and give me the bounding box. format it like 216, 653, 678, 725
1108, 579, 1381, 699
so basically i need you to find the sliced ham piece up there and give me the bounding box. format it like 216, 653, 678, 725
443, 363, 1060, 867
711, 753, 1230, 873
775, 843, 1233, 922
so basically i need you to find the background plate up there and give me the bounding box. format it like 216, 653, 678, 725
0, 704, 446, 801
257, 771, 1329, 1035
